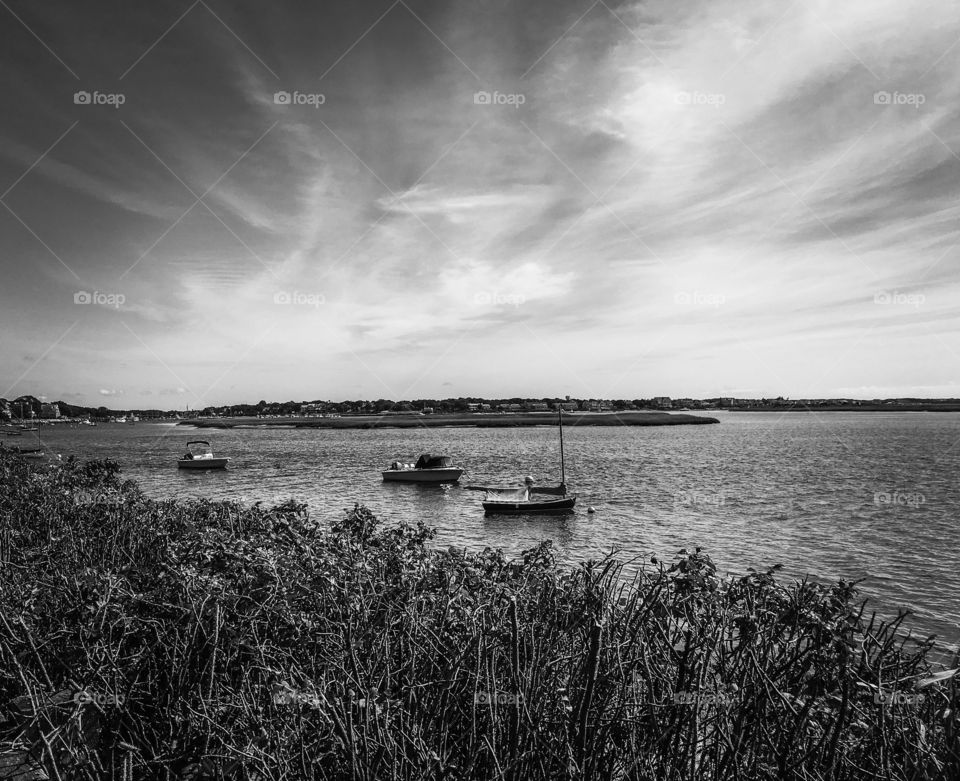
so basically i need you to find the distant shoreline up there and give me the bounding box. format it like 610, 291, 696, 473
726, 403, 960, 412
179, 411, 719, 429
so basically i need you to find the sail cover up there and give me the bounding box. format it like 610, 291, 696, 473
484, 487, 528, 501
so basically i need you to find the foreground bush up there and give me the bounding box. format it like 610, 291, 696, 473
0, 454, 957, 780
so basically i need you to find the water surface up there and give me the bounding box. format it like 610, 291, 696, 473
35, 412, 960, 649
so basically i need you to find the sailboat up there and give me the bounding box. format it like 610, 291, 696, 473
3, 426, 43, 457
479, 408, 577, 514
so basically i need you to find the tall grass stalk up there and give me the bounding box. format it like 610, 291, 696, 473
0, 454, 957, 779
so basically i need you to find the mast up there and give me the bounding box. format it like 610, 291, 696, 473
559, 407, 566, 492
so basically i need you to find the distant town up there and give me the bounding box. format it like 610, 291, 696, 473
3, 394, 960, 423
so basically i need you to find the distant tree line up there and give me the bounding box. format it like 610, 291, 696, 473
6, 394, 960, 422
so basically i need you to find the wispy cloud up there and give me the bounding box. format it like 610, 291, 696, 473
2, 0, 958, 403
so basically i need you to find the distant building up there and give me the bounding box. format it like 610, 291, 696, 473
651, 397, 672, 410
500, 403, 523, 412
39, 403, 60, 419
524, 402, 549, 411
552, 401, 579, 411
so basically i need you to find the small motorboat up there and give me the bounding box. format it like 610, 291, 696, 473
382, 453, 464, 483
177, 440, 230, 470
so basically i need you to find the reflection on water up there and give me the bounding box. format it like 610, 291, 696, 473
35, 412, 960, 649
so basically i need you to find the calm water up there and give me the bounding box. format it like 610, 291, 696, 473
32, 412, 960, 650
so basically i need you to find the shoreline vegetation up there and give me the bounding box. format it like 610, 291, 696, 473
181, 411, 719, 429
1, 454, 958, 779
9, 393, 960, 426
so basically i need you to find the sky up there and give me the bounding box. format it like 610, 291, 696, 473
1, 0, 959, 408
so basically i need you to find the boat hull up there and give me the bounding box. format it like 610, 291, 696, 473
177, 458, 230, 470
482, 495, 577, 514
382, 467, 463, 483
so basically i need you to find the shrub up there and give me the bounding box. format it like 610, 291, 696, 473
0, 454, 957, 779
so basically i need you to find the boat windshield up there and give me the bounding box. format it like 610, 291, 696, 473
185, 441, 214, 458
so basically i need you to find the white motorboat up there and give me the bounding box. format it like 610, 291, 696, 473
177, 440, 230, 469
382, 454, 463, 483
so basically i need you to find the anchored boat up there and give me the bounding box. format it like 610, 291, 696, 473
382, 453, 464, 483
2, 426, 43, 456
177, 440, 230, 470
481, 491, 576, 514
479, 409, 577, 515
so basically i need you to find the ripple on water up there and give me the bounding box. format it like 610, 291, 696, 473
35, 413, 960, 646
